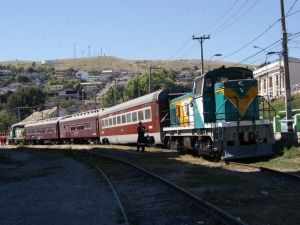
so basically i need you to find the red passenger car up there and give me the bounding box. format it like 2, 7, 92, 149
25, 117, 63, 144
98, 86, 190, 146
59, 109, 103, 144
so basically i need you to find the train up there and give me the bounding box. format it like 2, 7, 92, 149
9, 66, 275, 160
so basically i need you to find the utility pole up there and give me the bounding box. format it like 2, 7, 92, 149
113, 71, 117, 106
56, 95, 59, 117
193, 35, 210, 75
94, 91, 96, 110
280, 0, 293, 132
136, 61, 140, 97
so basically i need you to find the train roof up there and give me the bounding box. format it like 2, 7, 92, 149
25, 117, 64, 127
11, 121, 31, 128
98, 86, 191, 116
59, 108, 106, 122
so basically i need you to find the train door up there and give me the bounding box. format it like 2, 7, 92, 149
96, 117, 99, 137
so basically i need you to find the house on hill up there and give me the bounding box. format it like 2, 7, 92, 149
75, 70, 89, 80
21, 107, 68, 123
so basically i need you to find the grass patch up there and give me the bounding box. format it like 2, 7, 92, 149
176, 168, 248, 188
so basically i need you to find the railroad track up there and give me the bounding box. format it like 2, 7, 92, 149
78, 150, 247, 225
224, 161, 300, 182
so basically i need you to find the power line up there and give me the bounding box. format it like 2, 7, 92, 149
209, 0, 251, 35
217, 18, 281, 61
211, 0, 260, 35
193, 0, 240, 36
167, 0, 240, 60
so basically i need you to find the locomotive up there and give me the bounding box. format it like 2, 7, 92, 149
9, 66, 275, 160
163, 66, 275, 159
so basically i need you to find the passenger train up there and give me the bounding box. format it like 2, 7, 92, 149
9, 66, 275, 160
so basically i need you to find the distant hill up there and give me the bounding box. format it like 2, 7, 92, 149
0, 56, 255, 73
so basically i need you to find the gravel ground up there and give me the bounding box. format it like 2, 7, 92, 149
0, 148, 123, 225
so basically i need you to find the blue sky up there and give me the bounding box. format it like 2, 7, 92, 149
1, 0, 300, 66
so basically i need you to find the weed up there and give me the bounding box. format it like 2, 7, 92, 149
283, 145, 300, 159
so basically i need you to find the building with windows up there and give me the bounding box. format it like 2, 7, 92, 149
253, 57, 300, 98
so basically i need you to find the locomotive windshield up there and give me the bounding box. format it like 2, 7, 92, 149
216, 71, 243, 81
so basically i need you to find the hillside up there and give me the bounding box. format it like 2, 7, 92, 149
0, 56, 254, 73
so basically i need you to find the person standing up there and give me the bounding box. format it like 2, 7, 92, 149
31, 135, 35, 145
137, 122, 148, 152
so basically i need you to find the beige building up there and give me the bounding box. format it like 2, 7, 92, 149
253, 57, 300, 98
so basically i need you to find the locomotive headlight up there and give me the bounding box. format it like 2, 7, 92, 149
238, 81, 244, 93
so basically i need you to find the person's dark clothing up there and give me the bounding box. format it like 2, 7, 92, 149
137, 125, 147, 152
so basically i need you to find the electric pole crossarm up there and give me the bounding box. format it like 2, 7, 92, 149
192, 35, 210, 75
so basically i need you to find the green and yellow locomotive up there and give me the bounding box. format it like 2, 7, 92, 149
163, 67, 275, 160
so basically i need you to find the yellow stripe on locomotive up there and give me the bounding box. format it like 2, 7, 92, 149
214, 79, 259, 122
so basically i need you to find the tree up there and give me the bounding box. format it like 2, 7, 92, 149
100, 87, 114, 107
0, 112, 18, 135
16, 74, 32, 83
6, 87, 46, 119
67, 97, 75, 106
28, 67, 35, 73
122, 68, 175, 101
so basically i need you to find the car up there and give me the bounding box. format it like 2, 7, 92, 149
280, 116, 294, 132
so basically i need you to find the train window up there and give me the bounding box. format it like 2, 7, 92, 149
195, 77, 203, 95
145, 108, 151, 120
132, 112, 137, 122
204, 77, 212, 93
126, 113, 131, 122
105, 119, 108, 127
138, 110, 144, 121
121, 115, 126, 124
77, 124, 83, 130
113, 117, 116, 125
71, 126, 76, 131
117, 116, 121, 124
101, 120, 105, 127
109, 118, 112, 126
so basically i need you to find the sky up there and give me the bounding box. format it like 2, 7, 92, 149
1, 0, 300, 66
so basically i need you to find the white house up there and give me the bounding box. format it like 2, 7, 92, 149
253, 57, 300, 98
42, 60, 54, 65
45, 85, 64, 91
75, 70, 89, 80
87, 76, 106, 82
